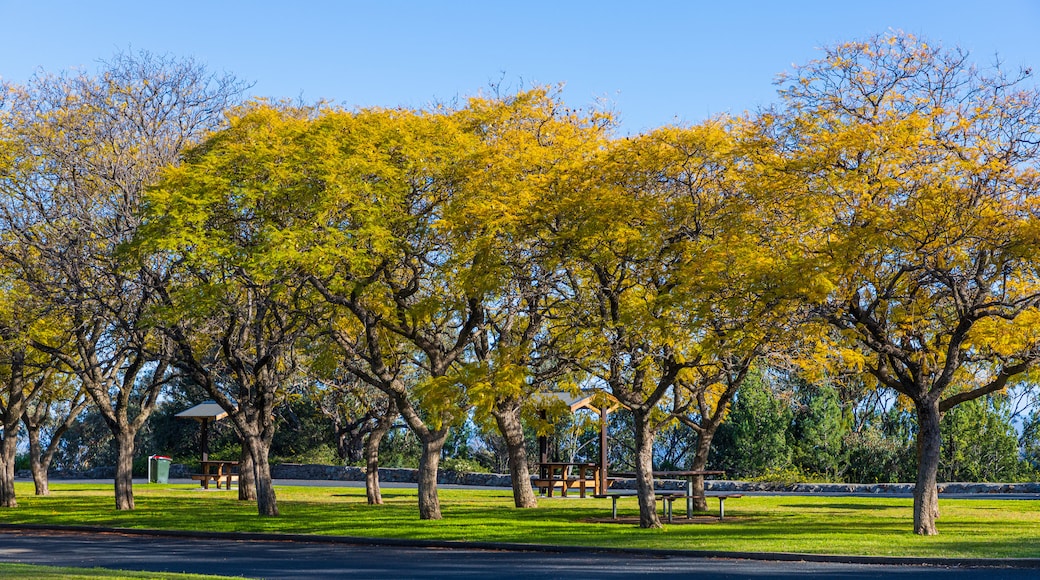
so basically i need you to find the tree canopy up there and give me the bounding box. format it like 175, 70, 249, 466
3, 33, 1040, 536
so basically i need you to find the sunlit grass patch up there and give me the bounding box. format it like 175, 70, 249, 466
2, 482, 1039, 558
0, 562, 245, 579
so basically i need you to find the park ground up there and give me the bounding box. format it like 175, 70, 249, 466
0, 480, 1038, 560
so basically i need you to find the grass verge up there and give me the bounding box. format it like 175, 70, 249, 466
0, 482, 1038, 558
0, 562, 244, 579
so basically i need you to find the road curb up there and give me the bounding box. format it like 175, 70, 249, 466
1, 523, 1037, 569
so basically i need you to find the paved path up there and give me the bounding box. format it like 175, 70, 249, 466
0, 529, 1036, 580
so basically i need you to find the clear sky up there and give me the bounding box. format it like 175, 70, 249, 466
2, 1, 1039, 134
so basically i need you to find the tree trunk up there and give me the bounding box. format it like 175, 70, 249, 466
238, 444, 256, 502
114, 430, 136, 511
913, 399, 942, 536
688, 427, 715, 512
417, 429, 449, 520
25, 426, 49, 496
633, 410, 661, 529
23, 391, 87, 497
493, 405, 537, 508
337, 426, 363, 464
244, 436, 277, 516
0, 352, 26, 508
364, 436, 383, 505
364, 407, 395, 505
0, 430, 19, 508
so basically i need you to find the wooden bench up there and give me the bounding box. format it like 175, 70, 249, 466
531, 477, 598, 498
595, 491, 742, 521
191, 460, 239, 490
531, 477, 563, 496
190, 472, 238, 489
533, 462, 600, 498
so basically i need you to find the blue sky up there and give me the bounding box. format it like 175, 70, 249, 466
2, 1, 1039, 134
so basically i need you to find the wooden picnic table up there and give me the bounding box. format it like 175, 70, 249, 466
192, 460, 239, 490
535, 462, 601, 497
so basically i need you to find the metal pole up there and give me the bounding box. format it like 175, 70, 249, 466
538, 410, 548, 483
599, 405, 608, 494
686, 476, 694, 518
200, 418, 210, 462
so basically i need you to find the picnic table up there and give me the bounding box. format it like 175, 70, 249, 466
653, 470, 725, 518
597, 470, 736, 520
191, 460, 239, 490
533, 462, 601, 497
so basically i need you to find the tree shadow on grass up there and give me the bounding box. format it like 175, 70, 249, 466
329, 491, 413, 499
779, 503, 905, 511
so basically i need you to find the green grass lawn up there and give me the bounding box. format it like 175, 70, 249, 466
0, 482, 1038, 559
0, 562, 244, 579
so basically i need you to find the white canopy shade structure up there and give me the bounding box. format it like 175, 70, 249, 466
532, 390, 622, 493
175, 401, 232, 461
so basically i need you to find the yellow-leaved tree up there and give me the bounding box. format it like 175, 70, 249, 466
0, 260, 67, 507
289, 104, 483, 521
664, 115, 825, 511
449, 87, 612, 509
0, 53, 244, 511
139, 101, 323, 517
778, 32, 1040, 535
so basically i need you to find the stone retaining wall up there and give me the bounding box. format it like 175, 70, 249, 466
268, 463, 515, 487
701, 480, 1040, 494
32, 462, 1040, 495
264, 463, 1040, 494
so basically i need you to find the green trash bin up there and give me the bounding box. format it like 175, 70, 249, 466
148, 455, 171, 484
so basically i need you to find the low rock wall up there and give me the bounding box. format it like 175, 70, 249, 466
265, 463, 1040, 495
701, 480, 1040, 494
30, 462, 1040, 495
268, 463, 515, 487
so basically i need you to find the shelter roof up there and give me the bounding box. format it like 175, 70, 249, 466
533, 390, 622, 413
174, 401, 230, 421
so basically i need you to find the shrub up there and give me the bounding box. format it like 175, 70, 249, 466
744, 465, 830, 484
441, 457, 490, 474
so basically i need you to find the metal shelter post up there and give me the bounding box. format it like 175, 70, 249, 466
200, 418, 210, 462
175, 401, 231, 463
599, 404, 609, 494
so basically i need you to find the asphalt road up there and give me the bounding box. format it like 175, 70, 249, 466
0, 529, 1037, 580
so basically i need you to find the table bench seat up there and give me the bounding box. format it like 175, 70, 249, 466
661, 493, 743, 521
594, 491, 742, 521
533, 462, 600, 498
190, 472, 238, 489
593, 490, 681, 518
531, 476, 596, 498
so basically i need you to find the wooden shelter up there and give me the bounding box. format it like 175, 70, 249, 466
174, 401, 230, 462
532, 391, 622, 494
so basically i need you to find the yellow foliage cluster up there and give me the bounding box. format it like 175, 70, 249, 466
775, 32, 1040, 407
8, 31, 1038, 453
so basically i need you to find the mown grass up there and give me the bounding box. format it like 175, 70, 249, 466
1, 482, 1039, 558
0, 562, 244, 579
